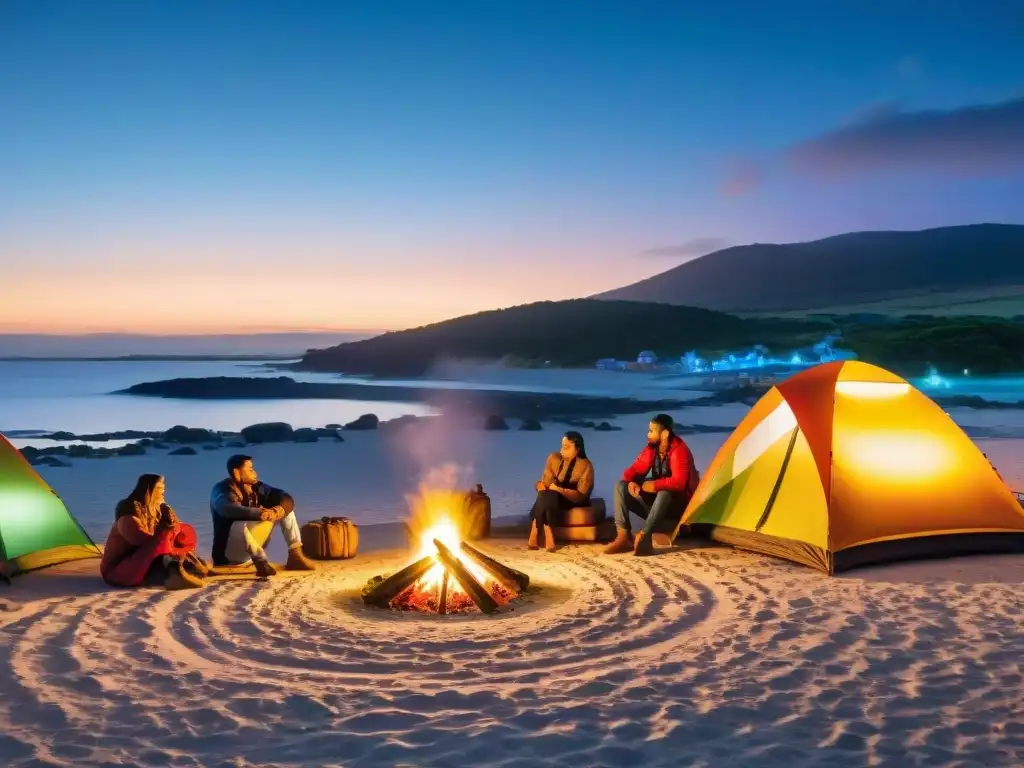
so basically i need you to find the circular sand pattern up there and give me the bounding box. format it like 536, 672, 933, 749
1, 544, 1023, 767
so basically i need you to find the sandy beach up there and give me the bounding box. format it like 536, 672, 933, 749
2, 407, 1024, 766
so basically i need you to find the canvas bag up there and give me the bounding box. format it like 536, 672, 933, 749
462, 485, 491, 540
301, 517, 359, 560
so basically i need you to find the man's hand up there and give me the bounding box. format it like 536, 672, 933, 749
641, 481, 657, 493
627, 482, 641, 498
548, 483, 562, 493
260, 506, 286, 522
535, 481, 546, 492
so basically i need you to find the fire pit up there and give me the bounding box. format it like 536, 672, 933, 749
362, 486, 530, 614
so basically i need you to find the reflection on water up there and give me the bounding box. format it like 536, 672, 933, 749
0, 360, 434, 434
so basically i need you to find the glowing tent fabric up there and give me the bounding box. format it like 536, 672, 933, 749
0, 432, 100, 575
676, 361, 1024, 573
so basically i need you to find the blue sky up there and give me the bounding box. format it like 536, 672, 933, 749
1, 1, 1022, 332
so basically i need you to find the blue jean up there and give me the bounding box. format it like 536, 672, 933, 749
613, 481, 688, 536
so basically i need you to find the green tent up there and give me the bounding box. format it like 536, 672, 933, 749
0, 432, 100, 575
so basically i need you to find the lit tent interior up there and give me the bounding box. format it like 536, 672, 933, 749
675, 361, 1024, 573
0, 433, 100, 576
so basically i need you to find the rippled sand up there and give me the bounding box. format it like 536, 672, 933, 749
2, 538, 1023, 767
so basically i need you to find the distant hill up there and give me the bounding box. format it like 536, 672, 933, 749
299, 300, 830, 376
595, 224, 1024, 315
297, 299, 1024, 376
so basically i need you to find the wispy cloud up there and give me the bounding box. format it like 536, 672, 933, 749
787, 97, 1024, 178
719, 161, 762, 197
721, 97, 1024, 195
639, 237, 729, 258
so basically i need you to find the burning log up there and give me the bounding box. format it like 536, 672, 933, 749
362, 555, 435, 607
438, 571, 449, 616
432, 538, 498, 614
460, 541, 530, 591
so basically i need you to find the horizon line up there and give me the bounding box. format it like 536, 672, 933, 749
0, 327, 389, 337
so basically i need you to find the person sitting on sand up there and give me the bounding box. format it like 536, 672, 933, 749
210, 454, 316, 577
529, 431, 595, 552
101, 474, 211, 590
605, 414, 699, 557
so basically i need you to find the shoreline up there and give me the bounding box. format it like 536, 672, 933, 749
15, 408, 1024, 466
11, 414, 741, 464
116, 375, 697, 419
118, 374, 1024, 410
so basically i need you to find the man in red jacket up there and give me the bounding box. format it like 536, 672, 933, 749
605, 414, 699, 556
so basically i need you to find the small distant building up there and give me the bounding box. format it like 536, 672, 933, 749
637, 350, 658, 366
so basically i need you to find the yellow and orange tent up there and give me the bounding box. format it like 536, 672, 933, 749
675, 361, 1024, 572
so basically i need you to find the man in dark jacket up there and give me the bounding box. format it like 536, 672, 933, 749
210, 454, 316, 576
605, 414, 699, 556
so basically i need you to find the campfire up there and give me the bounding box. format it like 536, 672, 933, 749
362, 487, 530, 614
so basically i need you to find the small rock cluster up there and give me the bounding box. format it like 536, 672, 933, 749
17, 416, 373, 466
19, 412, 644, 467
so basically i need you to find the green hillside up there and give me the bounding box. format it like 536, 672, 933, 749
298, 299, 1024, 376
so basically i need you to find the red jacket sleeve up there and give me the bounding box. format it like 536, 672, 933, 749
651, 444, 690, 492
622, 447, 653, 483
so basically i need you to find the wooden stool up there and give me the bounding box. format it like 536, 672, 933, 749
553, 498, 612, 543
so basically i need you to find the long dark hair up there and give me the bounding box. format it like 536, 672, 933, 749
117, 473, 163, 519
564, 430, 587, 460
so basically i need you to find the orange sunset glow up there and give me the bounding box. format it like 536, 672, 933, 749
3, 251, 635, 334
3, 224, 645, 333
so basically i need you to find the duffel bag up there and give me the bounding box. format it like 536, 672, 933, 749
301, 516, 359, 559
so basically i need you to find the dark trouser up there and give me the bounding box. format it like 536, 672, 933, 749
530, 490, 576, 527
613, 481, 688, 536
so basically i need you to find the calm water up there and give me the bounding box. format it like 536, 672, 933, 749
1, 359, 1022, 446
0, 360, 434, 438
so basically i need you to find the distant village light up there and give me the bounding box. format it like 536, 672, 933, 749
595, 335, 854, 375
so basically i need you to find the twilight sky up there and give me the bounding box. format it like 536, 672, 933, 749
2, 1, 1023, 333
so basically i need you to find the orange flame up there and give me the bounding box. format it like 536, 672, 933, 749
406, 485, 491, 593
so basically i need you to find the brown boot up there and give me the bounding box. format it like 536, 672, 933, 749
285, 545, 317, 571
633, 531, 654, 557
527, 520, 540, 550
543, 525, 557, 552
603, 529, 633, 554
165, 562, 205, 590
252, 555, 278, 579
